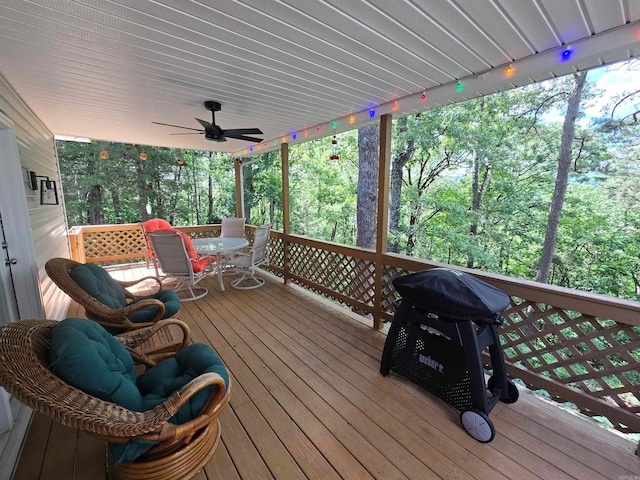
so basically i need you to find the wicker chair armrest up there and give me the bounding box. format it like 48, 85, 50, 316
115, 276, 163, 299
122, 298, 166, 323
141, 372, 231, 443
118, 319, 190, 351
119, 319, 191, 367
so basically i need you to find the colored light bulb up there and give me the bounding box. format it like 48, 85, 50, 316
369, 109, 375, 118
331, 121, 337, 129
349, 116, 355, 124
456, 82, 463, 91
421, 93, 427, 101
392, 102, 398, 110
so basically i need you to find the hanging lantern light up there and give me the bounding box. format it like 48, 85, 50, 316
99, 150, 109, 159
330, 135, 339, 160
139, 152, 148, 160
177, 157, 185, 165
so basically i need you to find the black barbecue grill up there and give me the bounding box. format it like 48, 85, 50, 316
380, 268, 519, 442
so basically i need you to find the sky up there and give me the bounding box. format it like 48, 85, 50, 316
540, 59, 640, 126
582, 59, 640, 124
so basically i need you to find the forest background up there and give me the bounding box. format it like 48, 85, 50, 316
57, 60, 640, 302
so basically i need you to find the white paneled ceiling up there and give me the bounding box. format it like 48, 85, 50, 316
0, 0, 639, 154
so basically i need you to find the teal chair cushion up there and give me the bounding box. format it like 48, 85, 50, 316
49, 318, 141, 411
70, 263, 128, 310
70, 263, 180, 329
48, 318, 228, 464
128, 289, 181, 324
137, 343, 229, 424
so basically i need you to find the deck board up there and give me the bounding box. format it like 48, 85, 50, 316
12, 263, 640, 479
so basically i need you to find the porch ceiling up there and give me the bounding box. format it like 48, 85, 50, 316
0, 1, 639, 154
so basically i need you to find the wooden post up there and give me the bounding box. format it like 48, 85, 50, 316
373, 114, 392, 329
281, 143, 291, 284
234, 158, 245, 218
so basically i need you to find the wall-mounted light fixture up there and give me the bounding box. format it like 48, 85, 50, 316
29, 171, 59, 205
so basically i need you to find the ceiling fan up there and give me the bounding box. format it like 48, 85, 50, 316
153, 101, 263, 143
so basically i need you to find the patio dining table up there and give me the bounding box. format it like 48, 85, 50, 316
192, 237, 249, 291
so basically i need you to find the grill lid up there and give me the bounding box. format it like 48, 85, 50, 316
392, 268, 510, 321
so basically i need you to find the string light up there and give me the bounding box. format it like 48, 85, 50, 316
369, 108, 376, 118
505, 64, 513, 75
273, 140, 277, 145
292, 133, 297, 140
349, 116, 355, 124
304, 130, 309, 137
392, 102, 398, 111
561, 46, 573, 61
331, 121, 337, 129
317, 126, 322, 132
421, 92, 427, 101
281, 136, 286, 143
456, 82, 464, 91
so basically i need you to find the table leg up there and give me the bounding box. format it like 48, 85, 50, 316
217, 257, 225, 291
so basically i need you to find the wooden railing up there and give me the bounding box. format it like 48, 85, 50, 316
68, 223, 640, 445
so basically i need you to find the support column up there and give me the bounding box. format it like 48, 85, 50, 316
373, 114, 392, 329
280, 143, 291, 284
234, 158, 244, 218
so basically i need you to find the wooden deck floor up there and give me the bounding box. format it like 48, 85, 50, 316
12, 264, 640, 479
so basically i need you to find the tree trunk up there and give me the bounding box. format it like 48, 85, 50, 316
192, 160, 201, 224
86, 184, 104, 224
242, 164, 252, 223
536, 71, 588, 283
356, 124, 379, 249
111, 189, 122, 223
169, 165, 183, 225
467, 152, 489, 268
389, 116, 414, 253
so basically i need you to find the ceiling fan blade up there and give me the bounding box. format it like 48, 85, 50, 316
152, 121, 202, 132
196, 118, 212, 129
225, 134, 264, 143
168, 132, 205, 136
223, 128, 263, 136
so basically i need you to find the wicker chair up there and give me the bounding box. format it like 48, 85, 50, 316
45, 257, 187, 356
0, 319, 231, 480
45, 257, 181, 330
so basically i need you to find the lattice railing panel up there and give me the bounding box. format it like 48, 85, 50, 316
81, 228, 145, 262
288, 241, 375, 309
501, 298, 640, 417
267, 235, 284, 274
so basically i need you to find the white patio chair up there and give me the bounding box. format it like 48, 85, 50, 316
231, 224, 271, 290
220, 217, 246, 238
219, 217, 246, 274
147, 231, 216, 301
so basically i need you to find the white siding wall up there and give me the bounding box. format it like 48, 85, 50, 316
0, 72, 70, 320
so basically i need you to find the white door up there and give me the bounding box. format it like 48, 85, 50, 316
0, 212, 18, 432
0, 211, 20, 324
0, 123, 43, 433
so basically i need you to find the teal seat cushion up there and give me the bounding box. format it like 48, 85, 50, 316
128, 289, 180, 323
137, 343, 229, 423
70, 263, 180, 329
70, 263, 128, 310
49, 318, 141, 411
48, 319, 228, 464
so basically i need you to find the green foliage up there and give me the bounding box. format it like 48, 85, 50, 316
57, 63, 640, 301
58, 141, 234, 226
